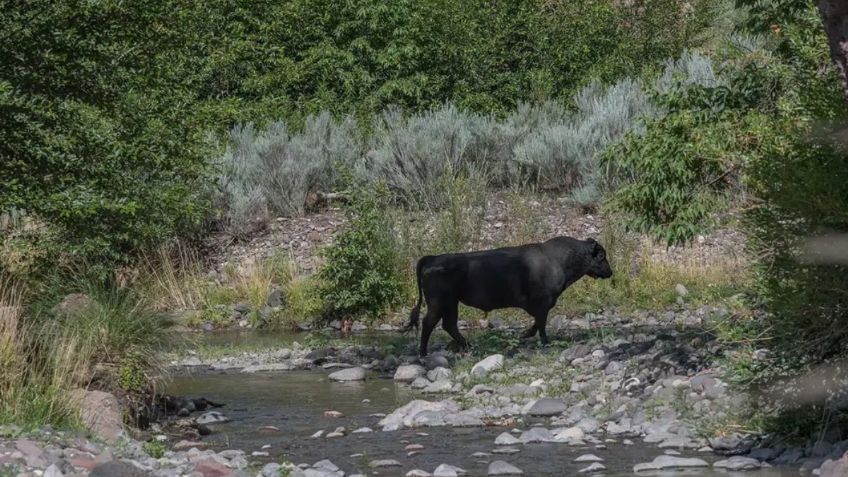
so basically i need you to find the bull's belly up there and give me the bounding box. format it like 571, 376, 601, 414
459, 295, 523, 312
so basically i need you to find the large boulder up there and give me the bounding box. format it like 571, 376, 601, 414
471, 354, 504, 377
820, 451, 848, 477
328, 367, 366, 381
53, 293, 98, 318
70, 389, 124, 442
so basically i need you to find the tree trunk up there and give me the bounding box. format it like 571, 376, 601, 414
817, 0, 848, 104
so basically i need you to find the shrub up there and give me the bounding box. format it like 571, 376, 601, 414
217, 113, 361, 236
317, 181, 405, 321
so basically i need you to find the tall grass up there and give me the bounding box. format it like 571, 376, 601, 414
1, 275, 171, 427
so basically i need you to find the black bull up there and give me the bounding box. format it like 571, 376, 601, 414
404, 237, 613, 356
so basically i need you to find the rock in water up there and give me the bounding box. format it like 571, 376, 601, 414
578, 462, 606, 473
820, 451, 848, 477
523, 398, 566, 416
574, 454, 603, 463
369, 459, 402, 468
634, 456, 709, 472
488, 461, 524, 475
394, 364, 426, 382
495, 432, 521, 445
329, 366, 367, 381
407, 471, 432, 477
713, 456, 762, 471
196, 411, 230, 425
428, 367, 453, 382
433, 464, 466, 477
471, 354, 504, 377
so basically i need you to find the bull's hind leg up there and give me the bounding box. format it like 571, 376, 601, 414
531, 305, 552, 346
419, 305, 442, 357
442, 301, 469, 351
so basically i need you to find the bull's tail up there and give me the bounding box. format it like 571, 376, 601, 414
403, 256, 430, 333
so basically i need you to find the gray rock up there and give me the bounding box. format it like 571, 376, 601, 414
578, 462, 606, 473
43, 464, 63, 477
658, 436, 698, 449
395, 365, 427, 382
523, 398, 566, 416
196, 411, 230, 425
328, 366, 366, 381
519, 427, 556, 443
495, 432, 521, 445
267, 287, 284, 307
89, 461, 151, 477
774, 447, 804, 465
604, 360, 624, 375
491, 447, 520, 455
411, 377, 431, 389
241, 363, 296, 373
471, 354, 504, 377
407, 470, 433, 477
433, 464, 466, 477
675, 283, 688, 297
422, 354, 451, 370
428, 367, 453, 382
422, 380, 454, 394
713, 456, 762, 471
560, 344, 592, 361
748, 447, 780, 461
369, 459, 402, 468
574, 454, 603, 463
488, 461, 523, 475
633, 456, 709, 472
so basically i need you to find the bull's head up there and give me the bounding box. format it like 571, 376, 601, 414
585, 238, 613, 279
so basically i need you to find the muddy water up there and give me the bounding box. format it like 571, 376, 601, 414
168, 371, 801, 477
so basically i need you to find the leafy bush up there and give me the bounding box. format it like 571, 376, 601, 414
604, 58, 780, 245
143, 440, 166, 459
317, 181, 405, 320
0, 1, 214, 272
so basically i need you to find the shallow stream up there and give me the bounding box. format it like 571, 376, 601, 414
168, 367, 802, 477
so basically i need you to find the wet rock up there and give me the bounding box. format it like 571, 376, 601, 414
69, 390, 124, 442
658, 436, 698, 449
369, 459, 402, 468
488, 460, 523, 475
379, 399, 460, 431
774, 447, 804, 465
428, 367, 453, 382
633, 456, 709, 472
519, 427, 556, 443
553, 427, 584, 441
523, 398, 566, 416
495, 432, 521, 445
578, 462, 606, 473
433, 463, 466, 477
323, 410, 344, 418
89, 461, 151, 477
352, 427, 373, 433
471, 355, 504, 377
713, 456, 762, 471
407, 470, 432, 477
492, 447, 520, 455
574, 454, 603, 462
328, 366, 366, 381
395, 365, 427, 382
242, 363, 295, 373
411, 377, 431, 389
197, 411, 230, 425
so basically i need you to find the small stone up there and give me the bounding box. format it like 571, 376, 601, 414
578, 462, 606, 473
352, 427, 373, 433
523, 398, 566, 416
310, 430, 324, 438
634, 456, 709, 472
395, 365, 427, 382
433, 464, 466, 477
575, 454, 603, 463
427, 367, 453, 382
675, 283, 688, 296
488, 460, 523, 475
406, 444, 425, 451
196, 411, 230, 425
407, 471, 432, 477
492, 447, 520, 455
369, 459, 402, 468
323, 410, 344, 418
